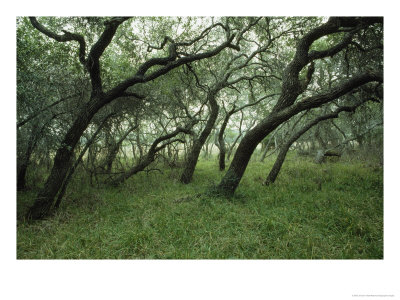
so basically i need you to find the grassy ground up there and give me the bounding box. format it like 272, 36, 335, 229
17, 154, 383, 259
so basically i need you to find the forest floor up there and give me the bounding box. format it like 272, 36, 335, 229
17, 153, 383, 259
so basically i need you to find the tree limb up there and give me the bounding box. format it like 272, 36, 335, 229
273, 72, 383, 127
86, 17, 130, 94
308, 32, 355, 60
109, 122, 194, 186
29, 17, 87, 65
105, 33, 239, 100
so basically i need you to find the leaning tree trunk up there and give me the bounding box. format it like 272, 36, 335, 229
216, 112, 282, 195
180, 90, 219, 184
218, 135, 227, 171
264, 142, 291, 185
180, 139, 207, 183
26, 97, 105, 219
264, 104, 359, 185
219, 94, 273, 168
25, 16, 239, 220
108, 156, 154, 187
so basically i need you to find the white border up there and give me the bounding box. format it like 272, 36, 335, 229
2, 1, 399, 299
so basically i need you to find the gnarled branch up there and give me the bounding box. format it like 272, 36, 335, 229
29, 17, 87, 65
105, 33, 239, 100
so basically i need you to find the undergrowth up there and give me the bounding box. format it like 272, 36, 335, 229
17, 153, 383, 259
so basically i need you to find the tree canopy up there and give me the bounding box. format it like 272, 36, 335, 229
16, 16, 383, 219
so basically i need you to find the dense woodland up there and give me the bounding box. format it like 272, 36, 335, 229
17, 16, 383, 259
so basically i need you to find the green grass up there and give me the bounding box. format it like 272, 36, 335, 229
17, 154, 383, 259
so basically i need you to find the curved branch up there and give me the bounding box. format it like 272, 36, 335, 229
109, 122, 194, 186
88, 17, 130, 62
148, 125, 194, 154
137, 43, 178, 76
147, 22, 228, 51
154, 138, 185, 153
147, 36, 175, 51
184, 63, 209, 92
308, 32, 355, 60
29, 17, 87, 65
234, 17, 263, 46
223, 21, 295, 81
275, 72, 383, 124
30, 17, 130, 96
105, 33, 239, 100
233, 93, 279, 114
